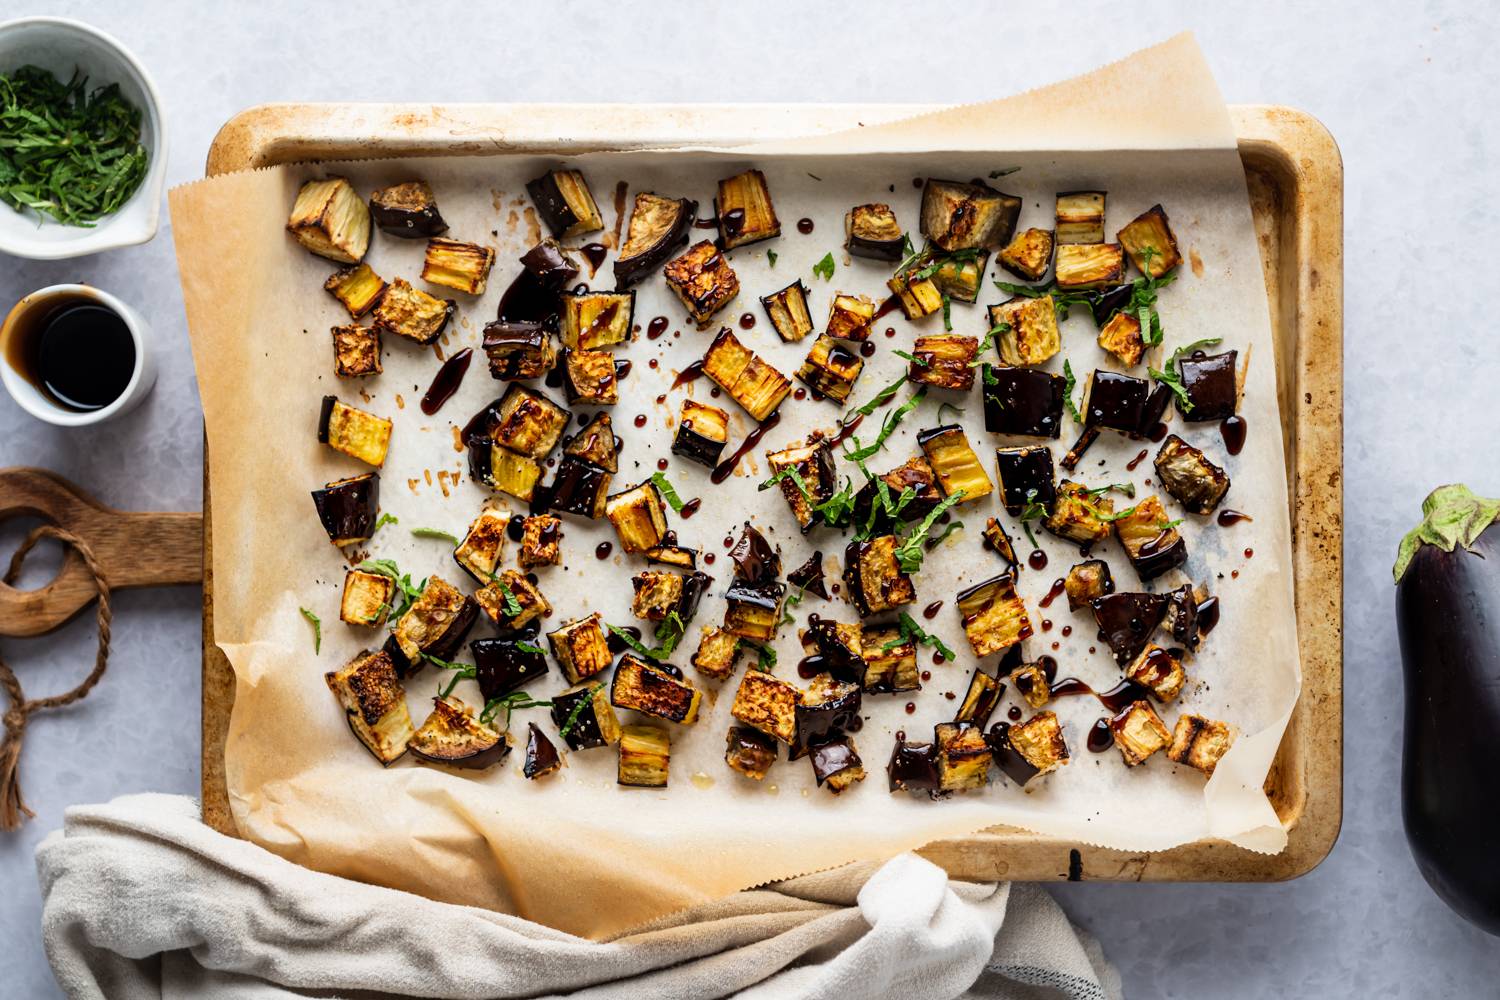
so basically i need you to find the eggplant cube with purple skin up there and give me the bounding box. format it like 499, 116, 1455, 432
954, 667, 1005, 726
422, 237, 495, 296
1098, 311, 1145, 368
1117, 204, 1181, 278
492, 385, 571, 459
1127, 644, 1186, 703
1004, 711, 1070, 780
561, 291, 635, 350
918, 425, 993, 504
408, 697, 510, 771
998, 227, 1055, 282
453, 508, 509, 583
526, 169, 604, 239
475, 570, 550, 629
549, 684, 621, 752
287, 176, 370, 263
935, 722, 993, 793
861, 625, 919, 693
1064, 559, 1115, 612
1154, 434, 1231, 515
842, 536, 916, 618
982, 517, 1020, 575
369, 180, 448, 239
765, 441, 838, 532
1055, 191, 1105, 245
761, 280, 815, 343
956, 574, 1033, 658
325, 263, 386, 319
692, 625, 744, 680
845, 203, 904, 261
331, 323, 382, 378
810, 734, 866, 794
1111, 700, 1172, 767
825, 293, 877, 341
1112, 495, 1188, 581
483, 323, 557, 382
618, 725, 671, 787
716, 169, 780, 250
730, 670, 800, 743
664, 241, 739, 328
318, 397, 391, 468
605, 481, 669, 554
795, 335, 865, 403
989, 295, 1060, 367
672, 400, 730, 469
340, 569, 395, 627
1045, 480, 1113, 547
920, 179, 1020, 252
725, 725, 778, 780
907, 335, 977, 392
324, 649, 413, 766
388, 576, 479, 677
1054, 243, 1125, 291
611, 654, 702, 725
722, 579, 786, 643
1009, 663, 1051, 708
519, 515, 563, 568
1167, 714, 1234, 775
372, 278, 452, 345
701, 328, 792, 422
631, 570, 684, 622
886, 269, 945, 320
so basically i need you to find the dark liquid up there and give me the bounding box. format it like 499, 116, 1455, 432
1125, 448, 1149, 471
1039, 578, 1066, 608
648, 316, 669, 340
739, 312, 756, 329
672, 360, 706, 388
1087, 719, 1114, 752
7, 298, 135, 411
1220, 415, 1247, 455
680, 497, 702, 518
580, 243, 608, 274
860, 341, 876, 358
595, 541, 613, 560
420, 348, 472, 415
872, 295, 901, 321
1217, 509, 1253, 526
797, 218, 815, 234
711, 412, 781, 484
922, 600, 944, 620
1197, 595, 1221, 635
1028, 549, 1048, 570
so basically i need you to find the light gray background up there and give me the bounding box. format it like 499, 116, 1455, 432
0, 2, 1495, 996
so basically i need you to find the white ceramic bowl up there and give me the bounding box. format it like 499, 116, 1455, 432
0, 17, 167, 259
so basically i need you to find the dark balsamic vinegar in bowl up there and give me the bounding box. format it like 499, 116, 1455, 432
6, 292, 135, 411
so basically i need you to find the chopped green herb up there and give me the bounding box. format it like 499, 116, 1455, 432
1097, 505, 1140, 523
1086, 482, 1137, 500
650, 471, 686, 513
1018, 489, 1046, 549
1121, 247, 1178, 346
606, 623, 676, 662
374, 512, 399, 533
766, 249, 777, 268
422, 650, 476, 698
892, 349, 928, 366
411, 526, 459, 544
994, 280, 1051, 299
882, 611, 957, 661
299, 607, 321, 655
968, 324, 1006, 367
894, 490, 966, 574
654, 611, 687, 656
844, 387, 926, 463
848, 372, 909, 417
940, 294, 953, 331
981, 365, 999, 387
1062, 359, 1082, 423
488, 571, 523, 617
1148, 364, 1192, 412
1159, 518, 1185, 531
739, 641, 777, 671
481, 690, 553, 730
926, 520, 964, 548
359, 560, 425, 621
936, 402, 966, 422
515, 640, 547, 655
557, 681, 605, 738
812, 252, 836, 281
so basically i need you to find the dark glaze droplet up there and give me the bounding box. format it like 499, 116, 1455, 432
904, 701, 917, 714
655, 393, 667, 404
648, 316, 669, 340
1197, 595, 1221, 634
884, 327, 897, 338
739, 312, 756, 330
921, 670, 932, 681
1061, 625, 1072, 637
704, 552, 716, 565
1220, 415, 1247, 455
595, 541, 613, 560
933, 651, 945, 665
723, 536, 735, 549
1218, 509, 1252, 526
711, 412, 781, 484
581, 243, 608, 274
860, 341, 876, 358
1039, 578, 1066, 608
614, 358, 633, 380
507, 514, 526, 542
681, 498, 702, 518
672, 359, 706, 388
722, 208, 746, 238
1087, 719, 1115, 752
911, 178, 923, 189
544, 368, 563, 388
797, 218, 815, 234
794, 387, 808, 401
657, 458, 669, 471
1040, 619, 1053, 632
420, 348, 472, 415
634, 414, 648, 428
1244, 547, 1254, 559
1028, 549, 1048, 570
923, 600, 944, 620
648, 358, 659, 369
1125, 448, 1149, 471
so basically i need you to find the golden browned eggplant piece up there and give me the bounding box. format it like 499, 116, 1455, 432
722, 579, 786, 643
527, 168, 605, 238
917, 425, 993, 503
519, 514, 563, 568
1167, 713, 1234, 775
1113, 494, 1188, 581
340, 569, 395, 627
324, 649, 413, 765
324, 263, 386, 318
1010, 662, 1052, 709
1064, 559, 1114, 611
725, 725, 778, 780
604, 480, 669, 553
288, 176, 370, 263
421, 237, 496, 295
809, 733, 866, 794
547, 612, 612, 684
907, 335, 977, 392
388, 576, 479, 676
1097, 311, 1145, 368
560, 290, 634, 350
886, 270, 944, 320
861, 625, 918, 693
955, 668, 1005, 726
372, 278, 453, 345
716, 169, 780, 250
612, 654, 702, 724
761, 280, 815, 342
1044, 480, 1113, 546
920, 178, 1021, 252
989, 711, 1069, 784
730, 669, 800, 743
1154, 435, 1231, 515
1127, 644, 1186, 703
492, 384, 571, 459
665, 241, 740, 328
549, 683, 621, 752
845, 202, 904, 260
765, 441, 837, 532
998, 228, 1055, 282
672, 399, 731, 468
701, 328, 792, 422
928, 247, 990, 303
483, 323, 557, 383
1055, 191, 1105, 245
1111, 700, 1171, 767
618, 725, 671, 787
842, 535, 916, 618
452, 508, 509, 582
564, 412, 619, 473
630, 570, 684, 622
615, 192, 696, 289
408, 697, 510, 770
935, 722, 992, 792
318, 396, 391, 467
560, 348, 619, 406
795, 335, 864, 403
331, 323, 381, 378
1054, 243, 1125, 291
486, 449, 543, 503
825, 293, 877, 341
475, 570, 551, 629
989, 295, 1060, 367
982, 517, 1020, 576
692, 625, 744, 680
1117, 204, 1180, 277
369, 180, 447, 238
956, 574, 1032, 658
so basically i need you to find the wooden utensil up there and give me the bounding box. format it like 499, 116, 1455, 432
0, 467, 201, 637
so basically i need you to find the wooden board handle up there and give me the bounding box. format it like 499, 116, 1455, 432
0, 467, 202, 637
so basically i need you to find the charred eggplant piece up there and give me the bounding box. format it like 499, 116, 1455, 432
1009, 662, 1050, 709
928, 247, 990, 304
799, 617, 866, 685
526, 168, 604, 239
1087, 282, 1136, 327
1082, 369, 1152, 434
483, 322, 557, 382
672, 399, 731, 468
409, 697, 510, 770
994, 446, 1056, 515
918, 425, 993, 503
1113, 495, 1188, 580
1097, 311, 1145, 368
935, 722, 992, 792
842, 536, 916, 618
421, 237, 495, 295
325, 263, 386, 319
665, 241, 740, 328
1154, 435, 1230, 515
730, 669, 800, 743
618, 725, 670, 787
388, 576, 479, 678
318, 396, 391, 468
1111, 700, 1171, 767
560, 348, 619, 405
547, 612, 612, 685
723, 579, 786, 642
809, 733, 866, 794
862, 625, 919, 693
492, 384, 571, 459
998, 228, 1055, 282
542, 452, 609, 519
1055, 191, 1105, 245
728, 522, 781, 585
287, 176, 369, 263
1167, 714, 1234, 775
987, 712, 1068, 784
982, 366, 1065, 439
957, 574, 1033, 658
372, 278, 453, 345
523, 722, 561, 779
519, 514, 564, 567
614, 192, 696, 289
716, 169, 780, 250
324, 649, 412, 765
331, 323, 381, 378
792, 673, 862, 760
701, 328, 792, 421
1064, 559, 1114, 612
612, 654, 701, 725
1092, 591, 1168, 666
472, 636, 550, 700
990, 295, 1060, 367
560, 290, 634, 350
692, 625, 744, 680
369, 180, 447, 239
520, 238, 582, 290
312, 473, 380, 547
1126, 644, 1185, 703
954, 668, 1005, 727
1163, 584, 1203, 652
1055, 243, 1125, 291
851, 456, 942, 536
845, 202, 904, 261
761, 280, 815, 342
982, 517, 1020, 575
825, 293, 877, 342
647, 544, 698, 571
630, 570, 685, 622
475, 570, 550, 630
340, 568, 394, 627
908, 335, 977, 392
888, 737, 941, 794
725, 725, 778, 780
1176, 350, 1239, 421
766, 441, 838, 532
453, 508, 509, 582
564, 412, 619, 472
921, 179, 1020, 251
1117, 204, 1180, 278
1044, 479, 1113, 547
604, 480, 669, 553
550, 683, 621, 751
886, 269, 944, 320
795, 335, 864, 403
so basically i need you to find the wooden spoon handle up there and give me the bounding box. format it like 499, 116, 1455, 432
0, 467, 202, 637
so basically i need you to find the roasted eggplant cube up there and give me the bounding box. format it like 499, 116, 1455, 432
1045, 480, 1112, 546
1055, 191, 1105, 245
766, 441, 837, 532
998, 228, 1055, 282
371, 278, 453, 345
956, 574, 1033, 658
311, 473, 379, 546
861, 626, 919, 693
1001, 711, 1070, 781
1009, 663, 1050, 709
389, 576, 478, 676
409, 697, 509, 770
618, 725, 671, 787
614, 192, 695, 289
929, 247, 989, 303
1127, 644, 1186, 703
982, 517, 1020, 574
369, 180, 447, 239
519, 515, 564, 568
908, 335, 977, 392
795, 335, 864, 404
918, 425, 993, 503
1112, 700, 1171, 767
842, 536, 916, 618
1092, 591, 1168, 667
989, 295, 1060, 367
492, 385, 570, 459
519, 237, 583, 290
547, 613, 612, 684
546, 456, 610, 521
613, 654, 702, 724
564, 412, 619, 473
1117, 204, 1181, 278
1176, 350, 1239, 421
725, 725, 778, 780
851, 455, 943, 535
648, 544, 699, 570
1098, 311, 1145, 368
549, 683, 621, 751
487, 449, 543, 503
983, 366, 1065, 439
887, 270, 945, 320
793, 673, 863, 759
483, 322, 557, 382
693, 625, 744, 680
1164, 584, 1203, 652
799, 619, 866, 685
716, 169, 780, 250
672, 399, 730, 468
723, 579, 786, 642
318, 396, 391, 467
810, 734, 866, 794
1055, 243, 1125, 291
665, 241, 740, 328
560, 290, 634, 350
935, 722, 992, 793
523, 722, 561, 780
955, 668, 1005, 726
761, 280, 815, 343
453, 508, 509, 582
994, 446, 1056, 515
604, 481, 669, 554
476, 572, 550, 631
728, 522, 781, 584
325, 263, 387, 319
1167, 714, 1235, 775
825, 293, 877, 342
472, 636, 549, 700
527, 168, 604, 239
1064, 559, 1115, 612
331, 323, 381, 379
730, 669, 800, 743
340, 569, 395, 627
844, 202, 904, 261
888, 738, 941, 794
631, 571, 685, 622
1082, 369, 1152, 434
287, 176, 369, 263
920, 178, 1020, 252
729, 352, 792, 421
1113, 495, 1188, 580
1154, 435, 1230, 515
324, 649, 412, 765
560, 348, 619, 405
421, 237, 495, 296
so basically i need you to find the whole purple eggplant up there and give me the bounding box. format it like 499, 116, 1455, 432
1394, 485, 1500, 935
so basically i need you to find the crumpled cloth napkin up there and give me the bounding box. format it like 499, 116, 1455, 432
35, 794, 1119, 1000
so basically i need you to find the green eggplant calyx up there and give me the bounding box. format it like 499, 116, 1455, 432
1393, 484, 1500, 583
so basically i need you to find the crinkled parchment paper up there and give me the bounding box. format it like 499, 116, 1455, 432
170, 34, 1300, 938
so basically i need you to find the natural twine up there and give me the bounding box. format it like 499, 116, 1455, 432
0, 525, 112, 832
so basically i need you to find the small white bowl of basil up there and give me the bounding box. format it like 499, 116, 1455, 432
0, 16, 167, 259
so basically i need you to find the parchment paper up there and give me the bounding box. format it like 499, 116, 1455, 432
170, 34, 1301, 938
